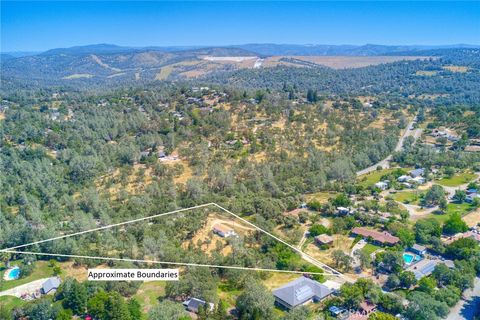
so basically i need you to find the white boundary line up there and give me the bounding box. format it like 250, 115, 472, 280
1, 203, 214, 252
212, 203, 342, 277
0, 202, 344, 278
1, 250, 329, 276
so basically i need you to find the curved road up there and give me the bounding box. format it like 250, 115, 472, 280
356, 118, 422, 176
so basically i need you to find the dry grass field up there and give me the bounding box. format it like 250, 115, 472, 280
304, 234, 354, 266
288, 56, 429, 69
416, 70, 438, 76
443, 65, 469, 73
462, 208, 480, 228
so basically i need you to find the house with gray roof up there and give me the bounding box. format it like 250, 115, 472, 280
183, 298, 214, 313
410, 244, 427, 256
272, 276, 332, 310
41, 277, 61, 294
409, 168, 425, 178
406, 258, 454, 280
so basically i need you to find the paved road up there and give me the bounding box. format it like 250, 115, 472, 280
447, 277, 480, 320
356, 118, 422, 176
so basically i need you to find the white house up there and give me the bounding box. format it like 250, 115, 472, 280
411, 176, 426, 184
374, 181, 389, 191
397, 175, 412, 183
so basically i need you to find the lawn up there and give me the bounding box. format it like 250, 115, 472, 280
0, 261, 54, 291
358, 168, 399, 187
0, 295, 26, 312
392, 191, 423, 205
436, 172, 477, 187
133, 282, 166, 312
422, 203, 475, 224
446, 202, 475, 216
361, 243, 381, 255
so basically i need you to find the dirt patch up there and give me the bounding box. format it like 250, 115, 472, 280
463, 208, 480, 228
181, 214, 255, 256
262, 273, 299, 290
304, 234, 354, 266
60, 262, 89, 281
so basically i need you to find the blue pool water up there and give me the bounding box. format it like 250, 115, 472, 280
5, 267, 20, 280
403, 253, 421, 265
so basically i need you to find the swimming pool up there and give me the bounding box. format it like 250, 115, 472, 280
403, 253, 421, 265
5, 267, 20, 281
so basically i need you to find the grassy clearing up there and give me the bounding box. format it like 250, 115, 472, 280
446, 202, 475, 216
155, 66, 173, 80
436, 172, 477, 187
217, 282, 242, 309
424, 212, 452, 224
392, 191, 423, 205
362, 243, 381, 255
133, 282, 166, 312
0, 295, 26, 311
305, 191, 339, 203
262, 273, 299, 291
423, 203, 475, 224
358, 168, 399, 187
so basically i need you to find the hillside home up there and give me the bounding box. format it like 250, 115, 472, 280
272, 276, 332, 310
397, 175, 411, 182
374, 181, 389, 191
315, 234, 334, 246
212, 224, 237, 238
183, 298, 214, 313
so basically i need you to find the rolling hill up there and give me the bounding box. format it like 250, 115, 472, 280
1, 43, 477, 88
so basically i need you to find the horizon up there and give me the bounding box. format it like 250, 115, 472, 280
3, 42, 480, 55
2, 1, 480, 52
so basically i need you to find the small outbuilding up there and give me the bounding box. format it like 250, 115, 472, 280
315, 234, 334, 246
183, 298, 214, 313
409, 244, 427, 256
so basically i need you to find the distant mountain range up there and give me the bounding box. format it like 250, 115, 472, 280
1, 43, 478, 88
4, 43, 479, 57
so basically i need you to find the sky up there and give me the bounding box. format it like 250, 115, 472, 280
2, 1, 480, 52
